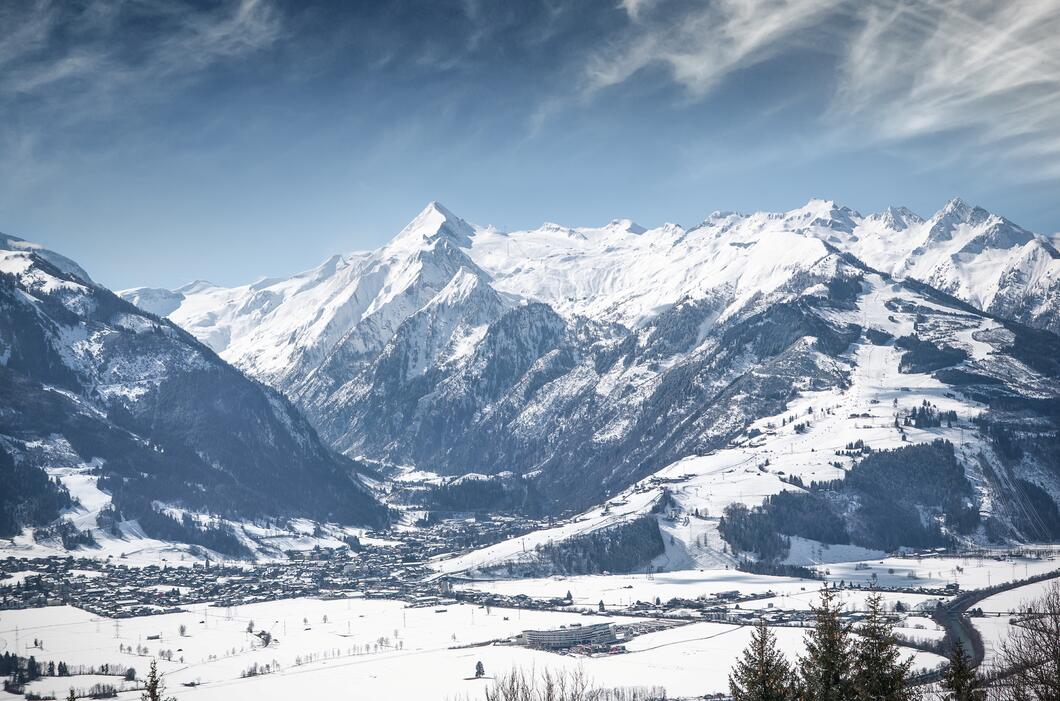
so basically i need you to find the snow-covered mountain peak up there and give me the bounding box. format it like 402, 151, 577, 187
386, 201, 475, 255
603, 218, 646, 235
868, 206, 923, 231
0, 231, 94, 285
784, 198, 860, 231
927, 197, 991, 238
176, 279, 222, 294
120, 286, 186, 317
940, 196, 973, 217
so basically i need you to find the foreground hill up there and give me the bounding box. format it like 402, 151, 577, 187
0, 233, 386, 554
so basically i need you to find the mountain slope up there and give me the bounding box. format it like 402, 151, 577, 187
0, 233, 387, 548
117, 199, 1060, 527
810, 197, 1060, 334
433, 269, 1060, 575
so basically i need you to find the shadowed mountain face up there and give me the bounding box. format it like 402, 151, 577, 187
118, 201, 1060, 518
0, 234, 387, 537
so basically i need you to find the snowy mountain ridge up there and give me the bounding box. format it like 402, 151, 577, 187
123, 198, 1060, 385
112, 200, 1060, 538
7, 198, 1058, 563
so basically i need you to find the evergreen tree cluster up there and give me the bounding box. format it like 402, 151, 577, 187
95, 485, 249, 557
537, 515, 664, 575
895, 335, 968, 373
0, 445, 73, 538
729, 589, 914, 701
420, 476, 542, 516
718, 503, 790, 561
721, 440, 979, 559
0, 651, 81, 695
900, 401, 957, 429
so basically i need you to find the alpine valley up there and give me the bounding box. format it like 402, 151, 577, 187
3, 197, 1060, 573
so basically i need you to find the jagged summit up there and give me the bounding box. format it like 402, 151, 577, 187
785, 198, 861, 231
869, 206, 923, 230
387, 201, 475, 253
118, 196, 1060, 389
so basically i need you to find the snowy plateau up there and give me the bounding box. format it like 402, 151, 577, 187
1, 198, 1060, 700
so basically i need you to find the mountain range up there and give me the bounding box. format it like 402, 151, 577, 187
120, 199, 1060, 515
2, 197, 1059, 562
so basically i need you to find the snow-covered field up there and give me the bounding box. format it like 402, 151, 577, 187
0, 595, 946, 701
823, 552, 1060, 590
456, 569, 817, 609
973, 576, 1060, 665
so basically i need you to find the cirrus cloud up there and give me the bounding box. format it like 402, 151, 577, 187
583, 0, 1060, 179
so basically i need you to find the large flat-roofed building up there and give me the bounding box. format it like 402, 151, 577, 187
521, 622, 616, 649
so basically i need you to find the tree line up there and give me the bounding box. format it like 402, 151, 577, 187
719, 440, 980, 560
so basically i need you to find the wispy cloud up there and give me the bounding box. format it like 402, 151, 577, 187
578, 0, 1060, 179
585, 0, 845, 97
833, 0, 1060, 178
0, 0, 282, 122
0, 0, 283, 202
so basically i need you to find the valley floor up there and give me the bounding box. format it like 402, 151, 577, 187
5, 549, 1058, 701
0, 594, 944, 701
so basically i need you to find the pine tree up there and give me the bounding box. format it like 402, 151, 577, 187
141, 659, 175, 701
799, 586, 855, 701
475, 660, 485, 678
940, 639, 985, 701
67, 690, 76, 701
852, 590, 913, 700
729, 620, 795, 701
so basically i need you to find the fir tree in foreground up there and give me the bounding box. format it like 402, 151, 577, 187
852, 590, 913, 700
799, 586, 855, 701
141, 659, 175, 701
939, 639, 984, 701
729, 620, 796, 701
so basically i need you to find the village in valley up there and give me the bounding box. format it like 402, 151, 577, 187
2, 507, 1058, 701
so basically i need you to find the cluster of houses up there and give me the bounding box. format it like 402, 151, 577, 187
0, 542, 433, 618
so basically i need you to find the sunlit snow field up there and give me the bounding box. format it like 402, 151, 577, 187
0, 593, 946, 701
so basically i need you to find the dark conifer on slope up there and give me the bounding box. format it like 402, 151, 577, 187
939, 639, 985, 701
141, 659, 175, 701
852, 590, 913, 701
799, 586, 855, 701
729, 620, 796, 701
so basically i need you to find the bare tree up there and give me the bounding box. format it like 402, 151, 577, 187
483, 667, 598, 701
988, 580, 1060, 700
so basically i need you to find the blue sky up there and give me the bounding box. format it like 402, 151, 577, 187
2, 0, 1059, 290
